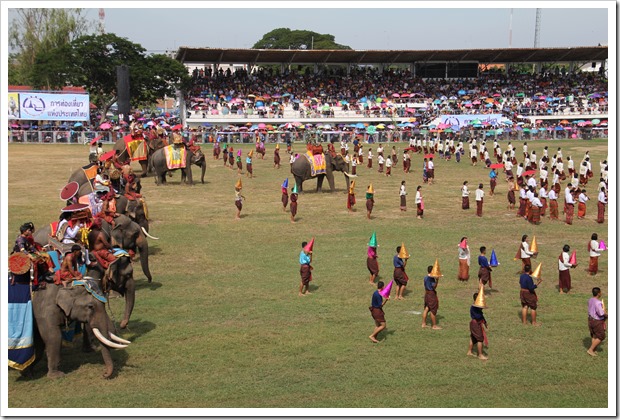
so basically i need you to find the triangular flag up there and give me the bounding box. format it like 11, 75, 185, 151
291, 184, 298, 194
398, 242, 410, 259
530, 236, 538, 253
599, 240, 607, 251
235, 178, 242, 189
378, 280, 393, 298
367, 183, 374, 194
569, 250, 577, 265
248, 150, 253, 157
430, 258, 443, 277
459, 238, 468, 249
282, 178, 289, 188
368, 232, 377, 247
531, 262, 542, 279
473, 283, 487, 309
237, 149, 242, 156
303, 237, 315, 253
349, 180, 356, 194
490, 249, 499, 267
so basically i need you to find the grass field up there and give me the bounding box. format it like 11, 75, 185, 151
5, 139, 611, 410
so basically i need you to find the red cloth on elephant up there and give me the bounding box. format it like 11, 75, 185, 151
92, 249, 117, 270
54, 270, 75, 285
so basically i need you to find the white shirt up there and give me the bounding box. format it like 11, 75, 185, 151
539, 168, 548, 180
526, 190, 535, 202
415, 191, 422, 204
378, 155, 385, 165
589, 240, 601, 257
504, 161, 513, 171
521, 241, 534, 258
428, 161, 434, 169
516, 166, 523, 177
565, 192, 575, 205
527, 177, 537, 188
558, 252, 571, 271
598, 191, 607, 204
400, 185, 407, 196
548, 189, 558, 200
385, 157, 392, 168
475, 188, 484, 201
531, 197, 542, 207
519, 189, 527, 199
539, 187, 548, 199
368, 150, 373, 159
462, 185, 469, 197
567, 159, 574, 170
578, 193, 589, 204
579, 164, 588, 176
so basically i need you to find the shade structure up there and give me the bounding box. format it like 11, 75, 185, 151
60, 181, 80, 201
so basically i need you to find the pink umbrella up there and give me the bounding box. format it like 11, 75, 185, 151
258, 123, 266, 129
99, 122, 112, 130
392, 93, 400, 98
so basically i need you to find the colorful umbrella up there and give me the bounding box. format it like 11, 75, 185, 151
490, 163, 504, 169
523, 170, 537, 176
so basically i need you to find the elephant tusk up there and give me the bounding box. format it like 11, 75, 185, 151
109, 333, 131, 344
92, 328, 128, 349
343, 172, 358, 178
141, 227, 159, 240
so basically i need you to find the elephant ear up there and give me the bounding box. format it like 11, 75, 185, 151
56, 288, 75, 317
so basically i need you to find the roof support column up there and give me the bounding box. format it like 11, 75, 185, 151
314, 63, 318, 74
569, 62, 575, 74
505, 63, 511, 79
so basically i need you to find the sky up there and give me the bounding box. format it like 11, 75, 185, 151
38, 2, 612, 55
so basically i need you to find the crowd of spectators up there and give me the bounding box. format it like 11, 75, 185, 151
187, 66, 608, 121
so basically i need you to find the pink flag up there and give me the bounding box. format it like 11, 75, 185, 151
569, 250, 577, 265
379, 280, 393, 298
599, 240, 607, 251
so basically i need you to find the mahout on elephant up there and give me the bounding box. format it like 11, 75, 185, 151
33, 213, 155, 284
149, 144, 199, 185
290, 147, 355, 193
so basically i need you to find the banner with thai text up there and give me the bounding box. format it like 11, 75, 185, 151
13, 93, 90, 121
439, 114, 504, 128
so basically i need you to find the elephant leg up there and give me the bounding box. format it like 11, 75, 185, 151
139, 161, 148, 177
44, 327, 65, 378
326, 171, 335, 191
200, 162, 206, 184
120, 281, 135, 329
294, 175, 304, 193
316, 175, 324, 193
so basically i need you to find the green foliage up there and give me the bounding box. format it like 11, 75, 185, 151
29, 33, 191, 121
252, 28, 351, 50
7, 139, 609, 409
8, 8, 91, 85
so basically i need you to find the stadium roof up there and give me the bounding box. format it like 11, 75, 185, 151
176, 46, 608, 65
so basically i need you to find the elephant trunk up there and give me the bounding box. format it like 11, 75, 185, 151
136, 233, 153, 283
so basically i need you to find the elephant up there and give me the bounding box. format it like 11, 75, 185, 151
86, 252, 135, 329
113, 136, 168, 177
148, 146, 196, 185
33, 214, 155, 283
28, 281, 131, 379
181, 147, 206, 184
290, 151, 354, 193
114, 194, 149, 233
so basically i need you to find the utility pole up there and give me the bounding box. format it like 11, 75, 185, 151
98, 8, 105, 35
534, 8, 541, 48
509, 8, 513, 48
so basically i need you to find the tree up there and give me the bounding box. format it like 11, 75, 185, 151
31, 33, 192, 122
252, 28, 351, 50
8, 8, 91, 85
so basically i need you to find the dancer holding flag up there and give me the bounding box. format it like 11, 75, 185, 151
281, 179, 289, 212
520, 264, 542, 326
289, 184, 299, 223
369, 281, 390, 343
457, 237, 470, 281
366, 184, 375, 220
298, 238, 314, 296
558, 244, 575, 294
588, 233, 602, 276
587, 287, 607, 357
422, 262, 442, 330
234, 179, 244, 220
367, 232, 379, 284
393, 244, 410, 300
467, 288, 488, 360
